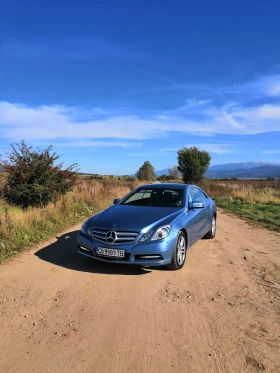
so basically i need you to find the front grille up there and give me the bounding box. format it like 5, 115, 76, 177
92, 227, 138, 244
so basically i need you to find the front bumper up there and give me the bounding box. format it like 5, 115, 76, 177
77, 230, 178, 266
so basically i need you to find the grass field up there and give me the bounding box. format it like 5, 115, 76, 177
0, 176, 279, 261
204, 179, 280, 231
0, 178, 140, 261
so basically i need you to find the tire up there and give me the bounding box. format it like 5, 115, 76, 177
203, 215, 216, 239
166, 231, 187, 270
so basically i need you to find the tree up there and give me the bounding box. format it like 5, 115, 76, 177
4, 141, 78, 208
136, 161, 156, 181
157, 174, 172, 181
168, 165, 181, 180
0, 158, 6, 199
177, 147, 211, 184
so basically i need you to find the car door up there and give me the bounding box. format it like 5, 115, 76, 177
187, 187, 208, 245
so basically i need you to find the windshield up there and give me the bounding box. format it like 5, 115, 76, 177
120, 188, 184, 208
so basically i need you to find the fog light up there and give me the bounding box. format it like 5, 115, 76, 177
141, 255, 161, 259
135, 254, 163, 260
80, 246, 91, 252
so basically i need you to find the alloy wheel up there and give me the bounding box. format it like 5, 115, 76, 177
177, 235, 186, 266
212, 216, 216, 236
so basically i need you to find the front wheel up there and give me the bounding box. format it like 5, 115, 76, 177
203, 215, 216, 239
166, 231, 187, 270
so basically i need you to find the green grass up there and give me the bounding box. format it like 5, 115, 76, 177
1, 178, 279, 262
214, 197, 280, 231
0, 199, 95, 262
0, 179, 134, 262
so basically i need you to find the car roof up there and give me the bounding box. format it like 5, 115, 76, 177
137, 183, 190, 190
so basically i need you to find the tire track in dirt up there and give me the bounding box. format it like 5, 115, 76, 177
0, 210, 279, 373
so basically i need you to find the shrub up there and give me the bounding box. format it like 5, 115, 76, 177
177, 146, 211, 184
4, 141, 78, 208
136, 161, 156, 181
168, 165, 181, 180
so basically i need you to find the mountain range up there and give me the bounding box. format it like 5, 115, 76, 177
205, 165, 280, 179
155, 161, 280, 179
1, 159, 280, 179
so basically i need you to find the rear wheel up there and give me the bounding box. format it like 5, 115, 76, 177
166, 231, 187, 270
203, 215, 216, 239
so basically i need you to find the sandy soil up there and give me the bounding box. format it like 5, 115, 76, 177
0, 210, 279, 373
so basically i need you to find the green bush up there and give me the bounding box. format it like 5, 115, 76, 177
136, 161, 156, 181
4, 141, 78, 208
177, 146, 211, 184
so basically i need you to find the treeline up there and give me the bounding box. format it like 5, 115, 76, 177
135, 147, 211, 183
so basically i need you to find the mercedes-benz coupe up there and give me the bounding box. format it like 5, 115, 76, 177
77, 183, 216, 270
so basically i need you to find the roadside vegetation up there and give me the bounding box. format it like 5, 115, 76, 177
4, 141, 78, 208
178, 146, 211, 184
136, 160, 157, 181
204, 179, 280, 231
0, 141, 141, 261
0, 177, 140, 261
0, 142, 279, 261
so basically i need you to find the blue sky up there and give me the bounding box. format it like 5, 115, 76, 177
0, 0, 280, 174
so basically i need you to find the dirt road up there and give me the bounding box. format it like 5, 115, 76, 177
0, 211, 279, 373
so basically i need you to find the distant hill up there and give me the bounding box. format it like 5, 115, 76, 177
205, 166, 280, 179
155, 169, 169, 176
78, 161, 280, 179
129, 169, 169, 177
207, 161, 279, 172
155, 161, 280, 179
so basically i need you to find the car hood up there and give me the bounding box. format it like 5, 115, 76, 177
89, 205, 185, 232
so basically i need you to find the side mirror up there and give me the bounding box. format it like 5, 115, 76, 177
113, 198, 120, 205
190, 202, 204, 209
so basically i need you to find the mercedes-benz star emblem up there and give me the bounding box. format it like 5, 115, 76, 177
106, 231, 117, 243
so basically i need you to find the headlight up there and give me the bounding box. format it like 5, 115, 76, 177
151, 225, 171, 241
86, 225, 92, 237
81, 221, 92, 237
81, 221, 87, 234
139, 231, 153, 242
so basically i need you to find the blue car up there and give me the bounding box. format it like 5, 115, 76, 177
77, 183, 216, 270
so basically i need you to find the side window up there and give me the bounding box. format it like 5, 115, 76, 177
189, 187, 206, 204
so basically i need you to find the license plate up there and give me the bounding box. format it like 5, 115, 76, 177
97, 247, 125, 258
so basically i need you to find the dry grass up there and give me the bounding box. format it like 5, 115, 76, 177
0, 178, 141, 261
1, 176, 279, 260
203, 179, 280, 231
204, 179, 280, 204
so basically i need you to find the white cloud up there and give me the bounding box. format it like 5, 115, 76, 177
160, 144, 234, 154
266, 83, 280, 96
1, 98, 280, 144
262, 75, 280, 96
54, 140, 142, 148
194, 144, 234, 154
262, 150, 280, 154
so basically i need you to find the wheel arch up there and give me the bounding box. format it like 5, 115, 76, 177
179, 228, 189, 248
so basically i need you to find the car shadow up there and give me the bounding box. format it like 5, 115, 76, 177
34, 230, 151, 275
